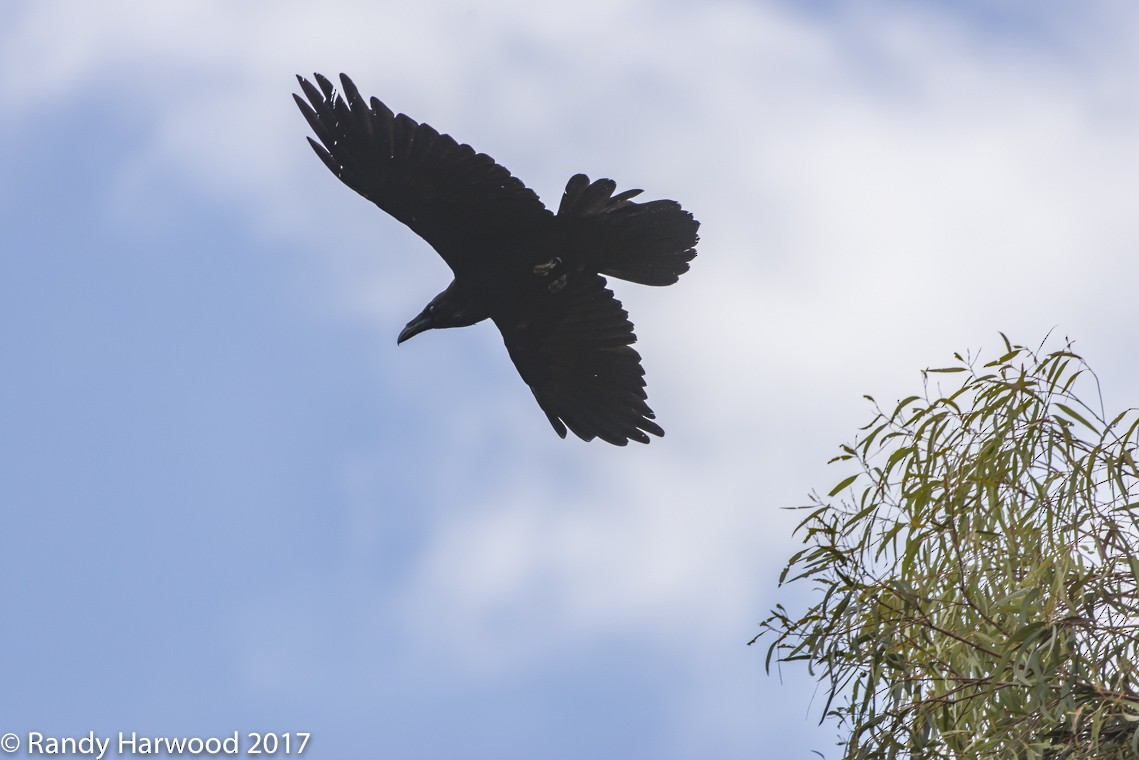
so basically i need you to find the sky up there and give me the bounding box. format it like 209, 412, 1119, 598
2, 1, 1138, 758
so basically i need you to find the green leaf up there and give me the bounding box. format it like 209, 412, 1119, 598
828, 473, 860, 497
1054, 403, 1100, 434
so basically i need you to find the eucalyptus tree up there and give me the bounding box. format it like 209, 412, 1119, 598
760, 336, 1139, 758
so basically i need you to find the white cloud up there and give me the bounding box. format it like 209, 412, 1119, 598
364, 0, 1139, 692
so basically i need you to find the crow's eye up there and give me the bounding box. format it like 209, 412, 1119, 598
427, 304, 436, 314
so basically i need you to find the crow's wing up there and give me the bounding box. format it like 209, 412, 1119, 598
493, 273, 664, 445
294, 73, 553, 274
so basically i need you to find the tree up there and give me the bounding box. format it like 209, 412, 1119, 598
757, 336, 1139, 758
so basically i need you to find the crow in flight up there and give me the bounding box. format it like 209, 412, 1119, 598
293, 73, 698, 445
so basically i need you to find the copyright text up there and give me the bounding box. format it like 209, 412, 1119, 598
1, 731, 310, 757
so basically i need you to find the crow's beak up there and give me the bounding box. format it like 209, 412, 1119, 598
397, 310, 433, 344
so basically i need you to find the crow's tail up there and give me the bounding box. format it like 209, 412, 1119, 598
558, 174, 699, 286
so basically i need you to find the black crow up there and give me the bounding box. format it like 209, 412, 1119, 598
293, 73, 698, 445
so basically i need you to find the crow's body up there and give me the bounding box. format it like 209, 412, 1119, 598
294, 73, 698, 445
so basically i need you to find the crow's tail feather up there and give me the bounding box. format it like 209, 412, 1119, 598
558, 174, 699, 287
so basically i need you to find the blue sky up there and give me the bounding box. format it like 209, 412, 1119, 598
2, 1, 1138, 758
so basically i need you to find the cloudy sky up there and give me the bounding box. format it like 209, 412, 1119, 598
2, 1, 1138, 757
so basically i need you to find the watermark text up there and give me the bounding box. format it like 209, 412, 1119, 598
1, 731, 310, 757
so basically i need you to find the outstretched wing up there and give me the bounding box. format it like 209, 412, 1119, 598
293, 73, 553, 274
493, 273, 664, 445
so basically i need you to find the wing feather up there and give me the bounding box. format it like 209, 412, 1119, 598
494, 273, 664, 445
294, 73, 553, 273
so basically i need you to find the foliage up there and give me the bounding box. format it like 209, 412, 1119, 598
758, 336, 1139, 758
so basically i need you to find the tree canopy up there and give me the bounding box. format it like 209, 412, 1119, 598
759, 336, 1139, 758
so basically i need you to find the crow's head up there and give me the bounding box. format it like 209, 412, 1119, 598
397, 280, 488, 344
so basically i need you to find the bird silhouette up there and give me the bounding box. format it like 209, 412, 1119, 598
294, 73, 698, 445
